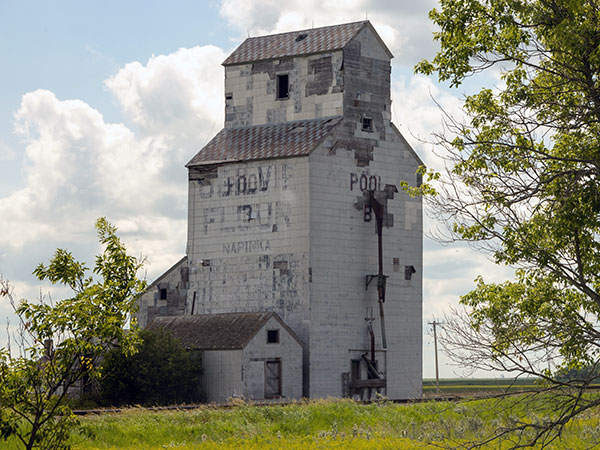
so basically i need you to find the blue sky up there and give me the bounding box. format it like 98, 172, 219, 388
0, 0, 513, 378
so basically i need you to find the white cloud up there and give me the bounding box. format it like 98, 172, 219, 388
105, 45, 226, 148
218, 0, 438, 64
0, 140, 16, 161
0, 45, 226, 287
391, 75, 464, 170
424, 243, 514, 310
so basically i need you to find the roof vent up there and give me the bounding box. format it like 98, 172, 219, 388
295, 33, 308, 42
291, 124, 306, 132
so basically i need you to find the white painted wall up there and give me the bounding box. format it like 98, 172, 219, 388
224, 51, 344, 128
186, 158, 311, 350
307, 126, 422, 400
136, 257, 187, 327
202, 350, 242, 403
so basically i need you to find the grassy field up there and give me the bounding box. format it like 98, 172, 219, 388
3, 396, 599, 449
422, 378, 540, 395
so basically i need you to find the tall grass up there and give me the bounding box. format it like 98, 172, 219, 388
3, 397, 600, 449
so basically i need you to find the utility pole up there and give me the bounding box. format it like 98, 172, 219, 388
428, 319, 442, 394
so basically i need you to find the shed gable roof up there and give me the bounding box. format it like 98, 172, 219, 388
186, 116, 341, 167
223, 21, 369, 66
146, 312, 290, 350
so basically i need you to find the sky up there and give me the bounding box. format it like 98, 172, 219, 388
0, 0, 515, 378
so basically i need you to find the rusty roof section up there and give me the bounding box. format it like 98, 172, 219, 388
146, 312, 278, 350
223, 21, 369, 66
186, 116, 341, 166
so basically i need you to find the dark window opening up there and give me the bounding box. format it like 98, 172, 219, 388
350, 359, 362, 397
267, 329, 280, 344
351, 359, 361, 381
265, 359, 282, 398
295, 33, 308, 42
225, 93, 233, 100
159, 288, 167, 300
277, 74, 289, 99
362, 117, 373, 132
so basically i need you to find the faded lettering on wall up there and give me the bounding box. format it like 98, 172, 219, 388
197, 164, 293, 198
223, 240, 272, 254
349, 172, 383, 192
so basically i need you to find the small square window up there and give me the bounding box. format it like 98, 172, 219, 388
159, 288, 167, 300
267, 329, 280, 344
362, 117, 373, 132
277, 74, 289, 99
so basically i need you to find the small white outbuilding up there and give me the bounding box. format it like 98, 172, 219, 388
147, 312, 303, 403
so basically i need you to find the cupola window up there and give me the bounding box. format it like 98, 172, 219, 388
277, 74, 289, 99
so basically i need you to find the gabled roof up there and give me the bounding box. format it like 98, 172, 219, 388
146, 312, 298, 350
144, 256, 187, 290
186, 116, 341, 167
223, 21, 385, 66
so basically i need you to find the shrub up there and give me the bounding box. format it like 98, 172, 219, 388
99, 328, 202, 406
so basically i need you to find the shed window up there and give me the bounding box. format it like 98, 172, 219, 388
159, 288, 167, 300
267, 329, 280, 344
277, 74, 289, 99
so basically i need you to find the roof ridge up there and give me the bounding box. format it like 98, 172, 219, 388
153, 311, 272, 320
223, 20, 369, 66
242, 20, 368, 41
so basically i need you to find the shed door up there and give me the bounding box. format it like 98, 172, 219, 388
264, 359, 282, 398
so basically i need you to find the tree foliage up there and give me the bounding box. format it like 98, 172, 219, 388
0, 218, 146, 450
416, 0, 600, 447
98, 328, 203, 406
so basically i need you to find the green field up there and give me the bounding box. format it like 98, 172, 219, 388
5, 395, 600, 449
422, 378, 540, 395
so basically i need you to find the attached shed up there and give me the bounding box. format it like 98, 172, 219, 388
147, 312, 302, 403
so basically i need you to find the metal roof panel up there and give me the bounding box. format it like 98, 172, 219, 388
187, 116, 342, 166
223, 21, 368, 66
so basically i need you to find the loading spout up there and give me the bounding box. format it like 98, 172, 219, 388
361, 186, 396, 351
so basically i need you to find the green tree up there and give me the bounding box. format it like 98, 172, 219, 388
99, 328, 202, 406
415, 0, 600, 447
0, 218, 146, 450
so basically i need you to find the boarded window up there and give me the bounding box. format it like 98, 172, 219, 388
264, 360, 282, 398
267, 329, 280, 344
277, 74, 289, 99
